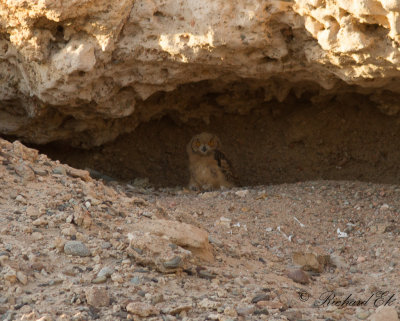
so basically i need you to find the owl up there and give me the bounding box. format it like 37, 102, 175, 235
186, 132, 237, 191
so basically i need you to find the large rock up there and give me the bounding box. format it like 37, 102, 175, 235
292, 250, 331, 272
137, 219, 213, 260
2, 0, 400, 146
127, 219, 213, 272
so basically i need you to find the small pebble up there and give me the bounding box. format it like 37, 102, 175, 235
224, 306, 237, 317
85, 287, 110, 307
64, 241, 91, 257
111, 273, 123, 283
235, 190, 249, 197
33, 169, 48, 176
52, 166, 66, 175
92, 276, 107, 284
357, 256, 366, 263
137, 290, 146, 297
101, 242, 112, 249
130, 277, 141, 285
126, 302, 158, 317
3, 267, 17, 283
163, 256, 182, 269
207, 314, 220, 320
380, 204, 389, 210
15, 163, 35, 181
16, 271, 28, 285
356, 310, 370, 320
15, 195, 26, 203
151, 294, 164, 305
198, 269, 216, 280
236, 305, 255, 316
350, 266, 358, 273
208, 236, 223, 247
97, 267, 114, 278
251, 293, 270, 304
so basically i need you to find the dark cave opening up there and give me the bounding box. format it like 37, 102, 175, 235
32, 91, 400, 188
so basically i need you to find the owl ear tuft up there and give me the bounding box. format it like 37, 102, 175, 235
212, 135, 221, 148
191, 137, 199, 151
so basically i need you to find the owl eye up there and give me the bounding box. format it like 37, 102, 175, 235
195, 141, 201, 147
208, 140, 215, 147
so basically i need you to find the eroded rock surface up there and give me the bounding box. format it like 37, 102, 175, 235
2, 0, 400, 146
128, 218, 213, 272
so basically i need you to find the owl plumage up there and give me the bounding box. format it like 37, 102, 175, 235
186, 132, 237, 191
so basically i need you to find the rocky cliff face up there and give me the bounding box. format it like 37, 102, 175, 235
1, 0, 400, 146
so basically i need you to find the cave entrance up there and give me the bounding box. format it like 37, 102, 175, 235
36, 84, 400, 188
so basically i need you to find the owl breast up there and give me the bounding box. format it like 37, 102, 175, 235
187, 132, 236, 191
192, 161, 218, 184
189, 156, 231, 190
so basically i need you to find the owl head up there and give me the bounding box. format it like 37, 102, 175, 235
188, 132, 221, 156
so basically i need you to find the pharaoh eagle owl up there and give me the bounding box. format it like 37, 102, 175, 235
186, 132, 236, 191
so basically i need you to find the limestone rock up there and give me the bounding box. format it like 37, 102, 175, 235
64, 241, 91, 257
2, 1, 400, 146
15, 163, 35, 181
65, 166, 92, 182
127, 231, 192, 273
85, 287, 110, 307
369, 306, 399, 321
292, 250, 330, 272
16, 271, 28, 285
236, 305, 256, 316
127, 219, 212, 273
126, 302, 158, 317
134, 219, 213, 261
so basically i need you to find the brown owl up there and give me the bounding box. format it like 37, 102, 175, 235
186, 132, 237, 191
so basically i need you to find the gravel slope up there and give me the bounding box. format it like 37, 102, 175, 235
0, 138, 399, 321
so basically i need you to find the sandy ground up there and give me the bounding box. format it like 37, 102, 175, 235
0, 137, 400, 321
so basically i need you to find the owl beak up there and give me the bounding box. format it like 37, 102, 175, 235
201, 146, 207, 153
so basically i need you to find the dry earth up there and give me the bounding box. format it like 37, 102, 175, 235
1, 137, 400, 321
